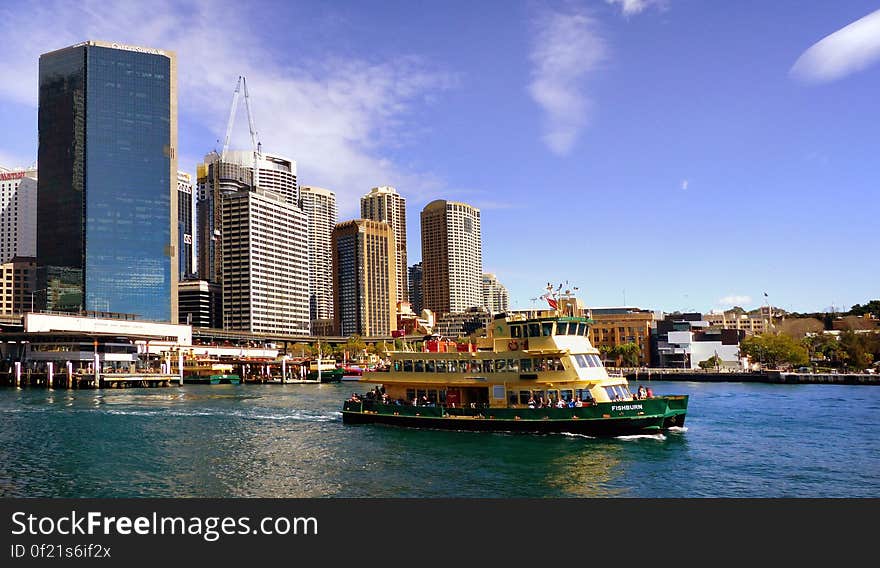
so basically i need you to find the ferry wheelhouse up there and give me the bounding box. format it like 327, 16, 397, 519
342, 311, 688, 436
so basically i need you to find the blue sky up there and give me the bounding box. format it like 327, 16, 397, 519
1, 0, 878, 314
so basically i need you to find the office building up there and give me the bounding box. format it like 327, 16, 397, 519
482, 273, 509, 314
0, 166, 38, 264
408, 262, 423, 314
421, 199, 483, 315
177, 171, 194, 279
300, 186, 337, 332
221, 188, 309, 335
332, 219, 397, 337
0, 256, 36, 315
361, 186, 407, 303
589, 307, 656, 367
37, 41, 177, 321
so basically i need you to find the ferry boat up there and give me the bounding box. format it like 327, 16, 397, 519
307, 358, 344, 383
342, 297, 688, 436
180, 361, 241, 385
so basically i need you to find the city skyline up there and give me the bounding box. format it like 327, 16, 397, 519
1, 1, 878, 315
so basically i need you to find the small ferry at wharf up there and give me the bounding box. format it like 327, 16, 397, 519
342, 293, 688, 436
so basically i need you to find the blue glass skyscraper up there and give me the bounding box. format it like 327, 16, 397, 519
37, 41, 178, 322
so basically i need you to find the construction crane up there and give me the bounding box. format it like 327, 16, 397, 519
221, 75, 262, 188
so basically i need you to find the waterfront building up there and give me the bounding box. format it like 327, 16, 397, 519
37, 41, 178, 322
408, 262, 423, 314
0, 256, 36, 315
420, 200, 483, 315
588, 307, 656, 367
433, 308, 491, 339
361, 186, 408, 303
0, 166, 37, 264
482, 273, 509, 315
177, 279, 220, 328
654, 313, 744, 368
177, 171, 195, 279
300, 186, 337, 332
332, 219, 398, 337
196, 150, 298, 285
221, 188, 309, 335
704, 306, 774, 335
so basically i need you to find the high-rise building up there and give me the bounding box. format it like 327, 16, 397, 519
221, 188, 309, 335
299, 186, 337, 332
361, 186, 407, 304
0, 256, 36, 315
177, 171, 194, 279
37, 41, 177, 321
332, 219, 398, 337
0, 166, 37, 264
408, 262, 423, 314
196, 150, 298, 285
420, 200, 483, 315
482, 273, 509, 314
177, 279, 220, 328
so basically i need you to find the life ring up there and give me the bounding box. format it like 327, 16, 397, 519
508, 340, 519, 351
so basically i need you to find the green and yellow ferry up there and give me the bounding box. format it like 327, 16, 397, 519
342, 310, 688, 436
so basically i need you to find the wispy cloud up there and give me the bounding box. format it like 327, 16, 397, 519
0, 0, 455, 216
790, 8, 880, 84
719, 295, 752, 306
527, 6, 606, 156
606, 0, 667, 17
681, 179, 689, 190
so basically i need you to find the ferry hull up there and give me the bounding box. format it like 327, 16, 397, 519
342, 396, 687, 437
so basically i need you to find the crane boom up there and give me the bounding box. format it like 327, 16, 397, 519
220, 75, 262, 188
221, 76, 243, 158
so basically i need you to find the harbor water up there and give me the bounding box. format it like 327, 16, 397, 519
0, 381, 877, 498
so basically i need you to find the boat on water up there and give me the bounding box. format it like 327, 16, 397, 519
342, 294, 688, 436
180, 361, 241, 385
307, 358, 344, 383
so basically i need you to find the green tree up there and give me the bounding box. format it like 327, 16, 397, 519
615, 342, 641, 367
839, 331, 877, 370
699, 354, 722, 370
741, 333, 809, 369
345, 335, 367, 362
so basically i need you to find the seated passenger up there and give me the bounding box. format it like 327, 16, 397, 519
556, 398, 566, 408
574, 396, 583, 408
527, 396, 536, 409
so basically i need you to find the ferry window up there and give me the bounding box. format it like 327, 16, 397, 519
519, 391, 532, 404
482, 360, 493, 373
507, 359, 519, 372
542, 322, 553, 336
414, 360, 424, 372
469, 360, 482, 373
561, 389, 573, 402
393, 360, 402, 372
590, 355, 602, 367
556, 322, 568, 335
577, 388, 594, 402
533, 390, 545, 403
439, 390, 447, 403
447, 360, 457, 373
547, 389, 558, 401
495, 359, 507, 372
534, 358, 546, 372
520, 358, 532, 372
493, 385, 505, 399
406, 388, 415, 402
604, 386, 618, 400
574, 354, 587, 368
426, 360, 436, 373
550, 358, 563, 371
458, 360, 469, 374
436, 360, 446, 373
528, 323, 540, 338
403, 360, 413, 372
428, 389, 438, 403
511, 326, 522, 338
417, 389, 427, 402
578, 323, 587, 336
509, 391, 519, 406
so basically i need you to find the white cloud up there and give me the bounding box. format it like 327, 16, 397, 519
681, 179, 688, 190
790, 9, 880, 84
527, 6, 606, 156
0, 149, 34, 170
0, 0, 455, 216
606, 0, 666, 17
719, 295, 752, 306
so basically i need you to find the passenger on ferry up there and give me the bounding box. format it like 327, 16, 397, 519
646, 386, 654, 398
556, 398, 566, 408
574, 396, 583, 408
637, 385, 647, 399
527, 396, 536, 409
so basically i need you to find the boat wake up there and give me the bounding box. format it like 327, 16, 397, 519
666, 426, 688, 433
615, 433, 667, 441
104, 407, 342, 422
560, 432, 596, 439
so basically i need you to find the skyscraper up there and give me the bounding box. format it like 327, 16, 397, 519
300, 186, 337, 331
177, 171, 194, 280
361, 186, 407, 304
408, 262, 423, 314
37, 41, 177, 321
421, 200, 483, 315
0, 166, 38, 264
332, 219, 398, 337
482, 273, 509, 314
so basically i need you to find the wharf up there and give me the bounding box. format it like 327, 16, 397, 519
0, 371, 180, 388
622, 369, 880, 385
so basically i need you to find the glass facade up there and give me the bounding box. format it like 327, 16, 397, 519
38, 43, 175, 321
